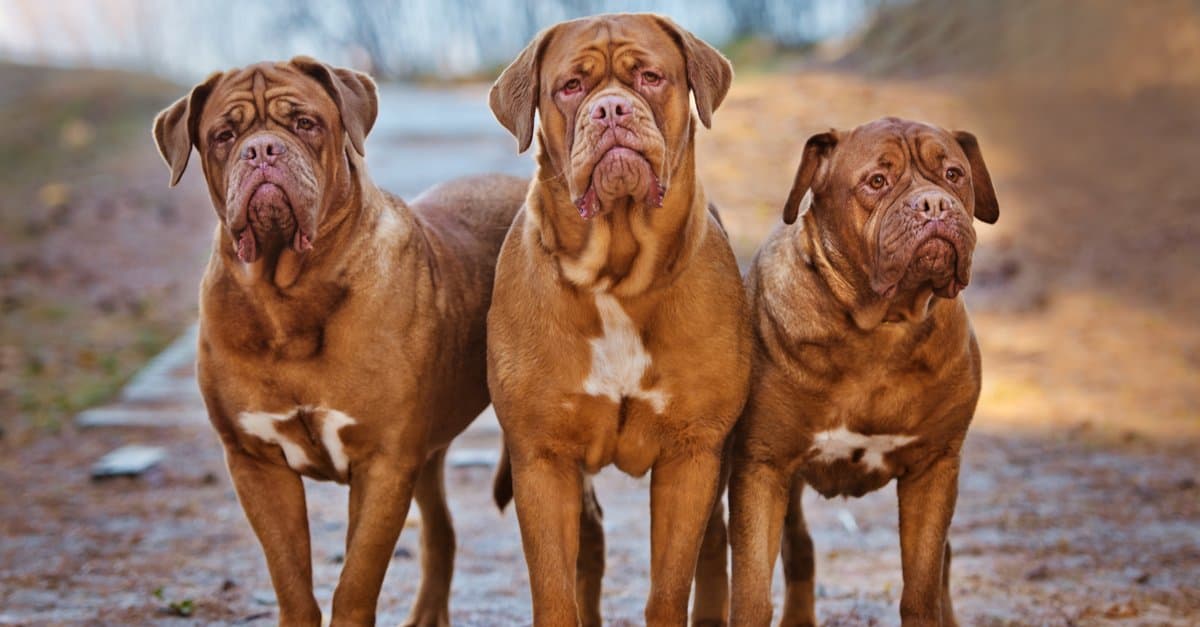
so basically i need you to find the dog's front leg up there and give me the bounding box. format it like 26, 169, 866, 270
331, 456, 422, 626
226, 449, 321, 626
897, 453, 960, 627
510, 443, 584, 627
645, 448, 723, 627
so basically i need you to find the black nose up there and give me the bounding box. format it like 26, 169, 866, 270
590, 95, 634, 127
240, 135, 287, 164
907, 191, 953, 220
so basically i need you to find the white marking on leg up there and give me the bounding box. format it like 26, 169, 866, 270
320, 409, 356, 474
809, 426, 917, 473
238, 410, 312, 471
583, 291, 668, 414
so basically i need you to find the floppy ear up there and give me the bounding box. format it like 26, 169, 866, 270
489, 26, 556, 153
152, 72, 222, 187
290, 56, 379, 157
653, 16, 733, 129
782, 131, 838, 225
953, 131, 999, 224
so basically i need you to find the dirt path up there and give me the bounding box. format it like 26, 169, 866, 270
4, 367, 1196, 624
2, 74, 1198, 625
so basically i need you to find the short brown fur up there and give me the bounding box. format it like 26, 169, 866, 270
153, 57, 525, 626
727, 117, 999, 626
487, 14, 750, 626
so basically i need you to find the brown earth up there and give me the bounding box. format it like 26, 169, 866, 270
2, 3, 1199, 624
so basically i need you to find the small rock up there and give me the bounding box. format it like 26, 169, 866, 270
1125, 567, 1151, 585
236, 611, 274, 624
393, 546, 413, 560
1024, 564, 1051, 581
1103, 602, 1139, 618
220, 578, 238, 592
330, 552, 345, 564
91, 444, 166, 479
836, 509, 859, 534
1176, 477, 1196, 491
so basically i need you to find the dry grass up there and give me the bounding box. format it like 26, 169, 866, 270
0, 63, 212, 436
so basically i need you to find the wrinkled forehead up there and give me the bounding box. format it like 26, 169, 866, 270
202, 63, 336, 126
539, 15, 684, 82
840, 118, 964, 169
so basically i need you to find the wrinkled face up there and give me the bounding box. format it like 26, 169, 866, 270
537, 16, 692, 219
809, 119, 994, 299
195, 65, 348, 263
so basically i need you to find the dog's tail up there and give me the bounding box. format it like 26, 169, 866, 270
492, 444, 513, 511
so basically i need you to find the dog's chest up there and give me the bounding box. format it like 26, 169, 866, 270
237, 406, 357, 482
800, 425, 917, 498
581, 292, 668, 414
808, 426, 917, 472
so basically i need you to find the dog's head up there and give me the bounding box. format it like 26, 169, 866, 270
783, 117, 999, 300
153, 57, 377, 266
490, 13, 732, 219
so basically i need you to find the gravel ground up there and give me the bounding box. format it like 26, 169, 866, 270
2, 402, 1197, 625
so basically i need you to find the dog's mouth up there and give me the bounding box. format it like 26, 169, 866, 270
571, 126, 666, 220
228, 176, 314, 264
574, 147, 664, 219
873, 222, 974, 300
906, 237, 964, 297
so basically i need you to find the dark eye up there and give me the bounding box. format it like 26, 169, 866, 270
641, 71, 662, 85
561, 78, 583, 95
215, 129, 235, 143
869, 174, 888, 190
945, 166, 964, 182
296, 117, 316, 131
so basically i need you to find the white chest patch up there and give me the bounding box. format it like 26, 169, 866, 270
809, 426, 917, 473
238, 407, 357, 475
582, 292, 668, 414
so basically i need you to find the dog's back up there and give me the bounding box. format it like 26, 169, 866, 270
409, 173, 527, 259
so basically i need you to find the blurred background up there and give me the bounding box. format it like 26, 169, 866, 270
1, 0, 1197, 624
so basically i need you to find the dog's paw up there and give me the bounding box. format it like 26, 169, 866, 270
401, 608, 449, 627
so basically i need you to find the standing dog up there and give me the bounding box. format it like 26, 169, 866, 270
152, 57, 525, 625
728, 118, 999, 626
486, 14, 751, 626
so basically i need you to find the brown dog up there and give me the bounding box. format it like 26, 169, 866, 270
727, 117, 999, 626
486, 13, 751, 626
152, 58, 525, 626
